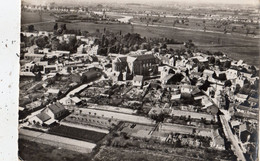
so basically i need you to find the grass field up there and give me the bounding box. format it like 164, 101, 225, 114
21, 11, 55, 25
93, 146, 199, 161
48, 125, 106, 143
19, 138, 91, 161
21, 14, 259, 66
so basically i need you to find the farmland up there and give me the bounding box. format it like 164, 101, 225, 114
48, 125, 107, 143
19, 138, 91, 161
21, 11, 55, 25
93, 146, 194, 161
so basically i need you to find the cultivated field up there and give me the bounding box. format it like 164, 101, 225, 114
21, 11, 55, 25
19, 138, 91, 161
48, 125, 107, 143
93, 146, 191, 161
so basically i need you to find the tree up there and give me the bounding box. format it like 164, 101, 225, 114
28, 25, 35, 32
35, 37, 48, 48
224, 80, 232, 87
234, 84, 241, 94
215, 59, 221, 66
62, 24, 67, 31
208, 57, 215, 64
35, 71, 42, 81
224, 61, 231, 68
54, 23, 58, 31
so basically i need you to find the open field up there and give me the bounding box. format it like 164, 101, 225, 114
21, 11, 56, 25
21, 20, 259, 66
48, 125, 107, 143
93, 146, 202, 161
19, 138, 91, 161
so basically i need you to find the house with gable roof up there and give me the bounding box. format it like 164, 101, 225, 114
42, 102, 67, 120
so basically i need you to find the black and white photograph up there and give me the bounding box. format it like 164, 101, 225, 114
16, 0, 259, 160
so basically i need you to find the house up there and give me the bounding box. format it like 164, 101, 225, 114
20, 72, 36, 81
158, 66, 176, 81
239, 123, 252, 143
59, 96, 82, 106
162, 73, 184, 85
247, 97, 258, 107
110, 71, 123, 82
43, 64, 63, 74
158, 55, 175, 67
161, 74, 174, 85
42, 102, 67, 119
236, 76, 246, 87
171, 92, 181, 100
236, 104, 258, 115
180, 85, 193, 93
203, 69, 214, 79
112, 54, 159, 76
82, 70, 101, 83
235, 93, 248, 103
133, 75, 144, 87
226, 68, 239, 80
25, 100, 42, 110
29, 113, 51, 125
46, 88, 60, 96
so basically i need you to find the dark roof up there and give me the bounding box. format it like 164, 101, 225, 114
36, 113, 51, 122
132, 54, 156, 60
83, 70, 99, 78
237, 105, 258, 113
162, 74, 174, 81
48, 103, 66, 114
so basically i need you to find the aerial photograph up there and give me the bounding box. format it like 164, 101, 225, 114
19, 0, 259, 161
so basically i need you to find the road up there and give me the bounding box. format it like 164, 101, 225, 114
220, 115, 246, 161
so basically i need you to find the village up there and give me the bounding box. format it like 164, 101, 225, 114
19, 21, 259, 161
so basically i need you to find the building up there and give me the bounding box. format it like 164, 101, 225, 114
29, 113, 51, 125
59, 96, 82, 106
112, 54, 159, 76
133, 75, 144, 87
226, 68, 239, 80
42, 102, 67, 119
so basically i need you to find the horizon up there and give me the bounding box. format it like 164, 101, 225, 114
23, 0, 259, 6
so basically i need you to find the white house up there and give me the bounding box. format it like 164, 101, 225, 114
133, 75, 144, 87
235, 93, 248, 103
226, 69, 239, 80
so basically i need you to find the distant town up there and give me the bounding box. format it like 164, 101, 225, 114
19, 2, 259, 161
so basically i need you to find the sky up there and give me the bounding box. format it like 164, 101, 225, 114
23, 0, 259, 6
